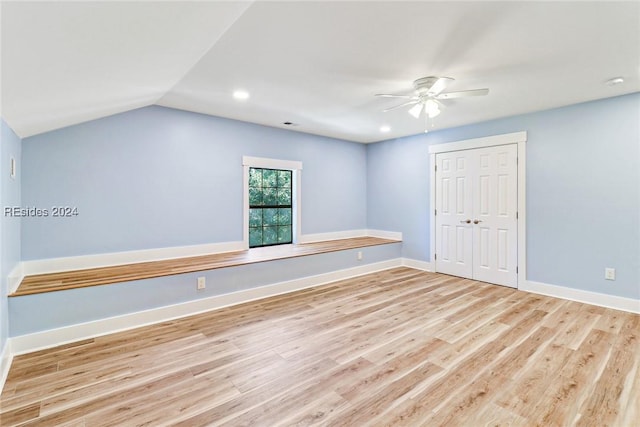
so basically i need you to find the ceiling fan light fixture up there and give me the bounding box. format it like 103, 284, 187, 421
408, 103, 423, 118
376, 76, 487, 125
425, 99, 440, 118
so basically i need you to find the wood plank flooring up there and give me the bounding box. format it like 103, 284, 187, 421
2, 268, 638, 426
13, 237, 399, 296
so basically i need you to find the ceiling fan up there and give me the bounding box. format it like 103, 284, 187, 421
375, 76, 489, 120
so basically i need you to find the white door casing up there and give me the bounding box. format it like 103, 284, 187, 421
429, 132, 526, 289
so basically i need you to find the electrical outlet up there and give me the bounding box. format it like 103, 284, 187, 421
604, 268, 616, 281
357, 251, 363, 261
197, 276, 206, 290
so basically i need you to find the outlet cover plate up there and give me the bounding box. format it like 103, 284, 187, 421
604, 268, 615, 281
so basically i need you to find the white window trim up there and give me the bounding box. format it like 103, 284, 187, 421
242, 156, 303, 249
428, 131, 527, 289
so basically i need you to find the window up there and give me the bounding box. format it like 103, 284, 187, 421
243, 156, 302, 249
248, 167, 293, 247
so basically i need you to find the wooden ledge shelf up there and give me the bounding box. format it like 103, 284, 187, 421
11, 237, 400, 297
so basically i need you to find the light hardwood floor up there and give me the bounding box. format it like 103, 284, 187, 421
1, 268, 638, 426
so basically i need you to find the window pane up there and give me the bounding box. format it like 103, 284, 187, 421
263, 208, 278, 226
249, 168, 262, 188
249, 209, 262, 227
249, 187, 263, 206
277, 226, 292, 243
278, 208, 291, 225
249, 227, 263, 247
263, 169, 277, 187
263, 226, 278, 245
277, 188, 291, 205
263, 188, 277, 205
278, 170, 291, 187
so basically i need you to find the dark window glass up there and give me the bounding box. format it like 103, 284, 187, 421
249, 227, 263, 248
249, 167, 293, 247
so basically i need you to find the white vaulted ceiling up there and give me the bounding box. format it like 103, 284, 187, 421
1, 1, 639, 143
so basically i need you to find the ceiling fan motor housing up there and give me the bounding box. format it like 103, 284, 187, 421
413, 76, 454, 94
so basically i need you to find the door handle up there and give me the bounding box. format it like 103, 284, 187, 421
460, 219, 471, 224
473, 219, 483, 224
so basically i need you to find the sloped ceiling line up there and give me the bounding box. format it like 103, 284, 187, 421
158, 1, 255, 104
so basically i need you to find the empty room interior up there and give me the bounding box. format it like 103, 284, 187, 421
0, 1, 639, 426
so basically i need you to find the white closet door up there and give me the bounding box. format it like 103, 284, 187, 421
472, 144, 518, 287
434, 144, 518, 288
435, 151, 474, 279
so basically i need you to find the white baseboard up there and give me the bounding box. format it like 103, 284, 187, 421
405, 259, 638, 313
299, 229, 402, 244
368, 229, 403, 241
298, 229, 369, 244
522, 280, 639, 314
0, 340, 13, 393
402, 258, 433, 271
21, 241, 246, 276
9, 258, 403, 356
8, 262, 24, 294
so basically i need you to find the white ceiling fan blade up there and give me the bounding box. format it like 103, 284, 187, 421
408, 103, 423, 118
436, 88, 489, 99
375, 94, 415, 99
426, 77, 454, 96
383, 100, 419, 112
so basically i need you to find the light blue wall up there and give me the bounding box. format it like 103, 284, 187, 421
367, 132, 430, 261
368, 93, 640, 300
21, 106, 367, 259
1, 119, 22, 352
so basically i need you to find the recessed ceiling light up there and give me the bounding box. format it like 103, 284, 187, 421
233, 90, 250, 100
380, 125, 391, 133
605, 77, 624, 86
